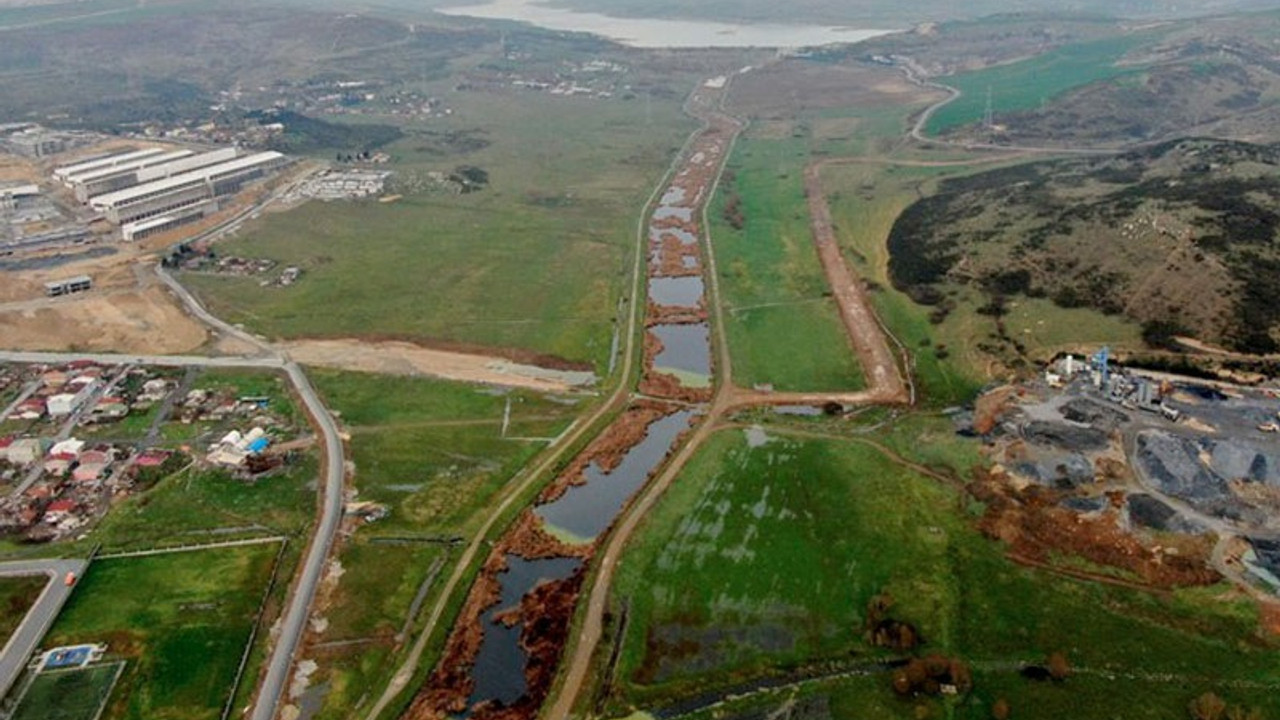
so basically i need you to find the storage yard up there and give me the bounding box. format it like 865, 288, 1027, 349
973, 349, 1280, 596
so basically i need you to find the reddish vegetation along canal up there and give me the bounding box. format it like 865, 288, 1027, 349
403, 78, 739, 720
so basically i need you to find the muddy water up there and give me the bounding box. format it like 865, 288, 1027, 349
651, 227, 698, 245
649, 276, 705, 308
652, 323, 712, 377
468, 555, 582, 710
537, 411, 696, 540
653, 206, 694, 222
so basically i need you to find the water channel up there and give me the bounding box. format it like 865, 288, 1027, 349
536, 410, 696, 540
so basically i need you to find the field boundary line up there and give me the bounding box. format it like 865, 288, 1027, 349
223, 538, 290, 720
95, 535, 286, 560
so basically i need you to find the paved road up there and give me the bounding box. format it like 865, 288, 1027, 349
250, 361, 344, 720
0, 380, 41, 423
0, 558, 89, 702
0, 350, 282, 370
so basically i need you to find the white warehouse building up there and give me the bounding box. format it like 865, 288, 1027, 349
69, 148, 242, 202
91, 151, 287, 225
53, 148, 171, 184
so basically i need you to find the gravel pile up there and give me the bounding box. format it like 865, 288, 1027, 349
1024, 421, 1109, 451
1060, 398, 1130, 430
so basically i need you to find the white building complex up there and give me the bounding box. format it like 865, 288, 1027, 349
59, 149, 285, 237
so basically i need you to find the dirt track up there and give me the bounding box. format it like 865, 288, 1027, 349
278, 339, 594, 394
803, 161, 909, 404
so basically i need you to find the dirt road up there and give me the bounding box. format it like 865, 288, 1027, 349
278, 339, 596, 394
803, 161, 909, 405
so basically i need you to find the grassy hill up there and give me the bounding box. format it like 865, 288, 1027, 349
887, 138, 1280, 355
941, 16, 1280, 147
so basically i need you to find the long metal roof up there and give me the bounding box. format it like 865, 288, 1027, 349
91, 151, 286, 209
53, 148, 169, 181
70, 149, 195, 186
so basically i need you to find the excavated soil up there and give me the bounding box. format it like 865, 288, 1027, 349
653, 234, 702, 277
0, 286, 207, 353
278, 339, 593, 394
646, 300, 707, 326
971, 468, 1220, 589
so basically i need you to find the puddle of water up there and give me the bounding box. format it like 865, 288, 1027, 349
661, 187, 687, 205
649, 276, 705, 308
652, 323, 712, 378
468, 555, 582, 711
382, 483, 424, 492
681, 256, 699, 269
653, 206, 694, 223
744, 425, 772, 448
537, 410, 696, 540
296, 683, 330, 720
774, 405, 824, 417
650, 227, 698, 246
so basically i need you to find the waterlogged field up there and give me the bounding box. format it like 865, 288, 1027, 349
43, 546, 278, 720
303, 370, 582, 718
188, 90, 695, 372
924, 35, 1152, 135
605, 428, 1280, 718
711, 135, 864, 392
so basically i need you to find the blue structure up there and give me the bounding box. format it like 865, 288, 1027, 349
1092, 346, 1111, 387
247, 438, 270, 454
42, 646, 91, 670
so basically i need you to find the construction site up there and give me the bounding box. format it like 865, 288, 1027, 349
971, 348, 1280, 599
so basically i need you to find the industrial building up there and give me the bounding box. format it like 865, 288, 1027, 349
89, 151, 287, 225
66, 148, 242, 202
52, 148, 170, 184
3, 127, 66, 158
44, 275, 92, 298
65, 149, 193, 201
0, 184, 39, 211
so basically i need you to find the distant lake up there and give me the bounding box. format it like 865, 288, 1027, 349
435, 0, 894, 49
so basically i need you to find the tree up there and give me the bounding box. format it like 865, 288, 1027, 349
992, 698, 1011, 720
1189, 692, 1227, 720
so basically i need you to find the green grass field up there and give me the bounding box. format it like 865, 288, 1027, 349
604, 428, 1280, 716
187, 89, 695, 373
302, 370, 582, 718
83, 457, 317, 552
43, 546, 277, 720
11, 663, 124, 720
710, 135, 865, 392
924, 35, 1151, 135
